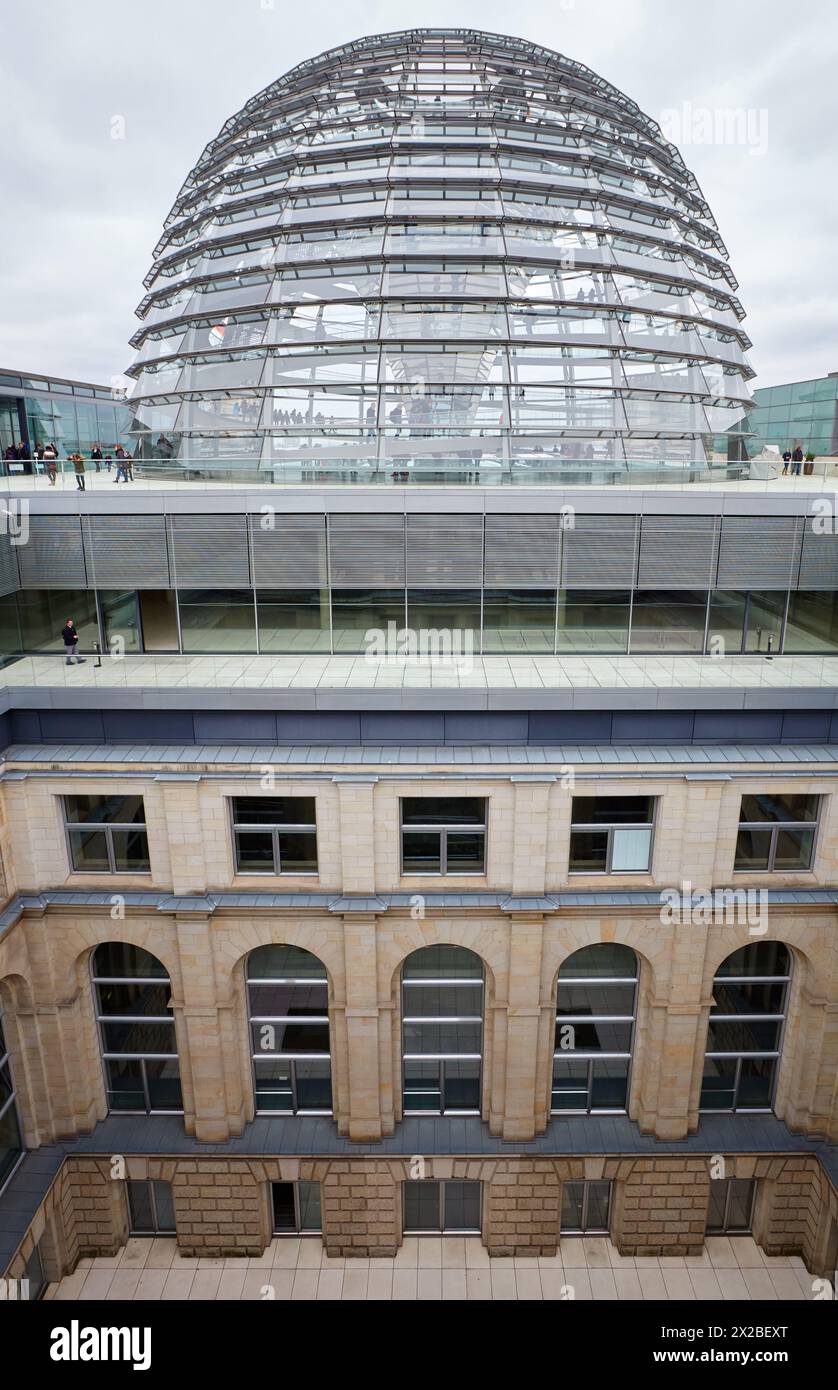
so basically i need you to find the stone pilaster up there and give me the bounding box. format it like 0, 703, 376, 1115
333, 776, 377, 894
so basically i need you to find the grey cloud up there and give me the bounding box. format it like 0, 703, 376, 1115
0, 0, 835, 388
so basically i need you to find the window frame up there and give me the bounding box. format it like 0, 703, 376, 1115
127, 1179, 176, 1235
22, 1242, 47, 1301
229, 796, 319, 876
552, 956, 638, 1116
402, 1178, 482, 1235
401, 949, 484, 1116
733, 795, 820, 874
270, 1179, 323, 1234
560, 1179, 612, 1234
706, 1178, 756, 1234
91, 950, 183, 1116
568, 796, 656, 875
700, 952, 791, 1114
247, 948, 333, 1116
399, 796, 487, 876
0, 1012, 26, 1197
62, 795, 151, 876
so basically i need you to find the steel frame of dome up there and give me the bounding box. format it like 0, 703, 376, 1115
125, 27, 755, 483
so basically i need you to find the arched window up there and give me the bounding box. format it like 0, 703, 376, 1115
92, 943, 182, 1114
247, 945, 332, 1114
0, 1008, 25, 1192
552, 943, 638, 1114
700, 941, 790, 1112
401, 945, 483, 1115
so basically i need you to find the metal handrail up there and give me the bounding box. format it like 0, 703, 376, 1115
0, 453, 783, 489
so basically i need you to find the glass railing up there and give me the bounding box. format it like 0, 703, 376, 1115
2, 455, 834, 490
2, 650, 838, 693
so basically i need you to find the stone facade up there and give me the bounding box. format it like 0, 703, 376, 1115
4, 1152, 837, 1282
0, 894, 835, 1148
1, 750, 837, 1285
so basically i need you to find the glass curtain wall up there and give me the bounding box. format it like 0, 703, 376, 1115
7, 584, 838, 656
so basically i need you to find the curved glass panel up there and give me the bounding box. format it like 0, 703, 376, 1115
125, 29, 754, 483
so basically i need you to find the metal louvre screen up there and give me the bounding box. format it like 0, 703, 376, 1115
797, 526, 838, 590
249, 514, 327, 588
83, 516, 171, 589
716, 517, 803, 590
0, 533, 19, 596
405, 514, 484, 587
636, 515, 720, 589
483, 515, 560, 588
17, 516, 87, 589
560, 515, 638, 588
327, 513, 405, 586
168, 515, 251, 587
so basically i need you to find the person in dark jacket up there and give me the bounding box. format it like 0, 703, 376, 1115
61, 619, 86, 665
791, 445, 804, 477
90, 443, 103, 473
781, 449, 791, 475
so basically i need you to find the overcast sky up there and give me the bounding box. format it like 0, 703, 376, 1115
0, 0, 835, 391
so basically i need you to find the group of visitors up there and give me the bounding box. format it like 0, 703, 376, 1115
781, 446, 806, 476
2, 442, 134, 485
3, 441, 31, 463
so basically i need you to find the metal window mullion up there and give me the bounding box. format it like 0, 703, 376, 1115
140, 1057, 152, 1114
732, 1055, 744, 1109
723, 1180, 733, 1232
149, 1180, 161, 1235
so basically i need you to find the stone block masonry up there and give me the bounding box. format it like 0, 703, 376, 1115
3, 1151, 837, 1281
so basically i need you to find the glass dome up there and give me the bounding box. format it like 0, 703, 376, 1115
125, 28, 755, 484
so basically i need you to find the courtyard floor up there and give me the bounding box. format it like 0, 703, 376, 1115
45, 1234, 824, 1301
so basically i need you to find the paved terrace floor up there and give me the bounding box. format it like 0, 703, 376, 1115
3, 653, 838, 693
3, 470, 838, 496
45, 1234, 823, 1302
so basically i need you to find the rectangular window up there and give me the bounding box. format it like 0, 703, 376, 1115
127, 1179, 176, 1234
706, 1178, 755, 1234
569, 795, 654, 873
231, 796, 318, 874
734, 793, 819, 872
403, 1179, 481, 1233
271, 1180, 322, 1233
560, 1180, 612, 1233
23, 1242, 47, 1301
401, 797, 486, 874
63, 795, 150, 873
